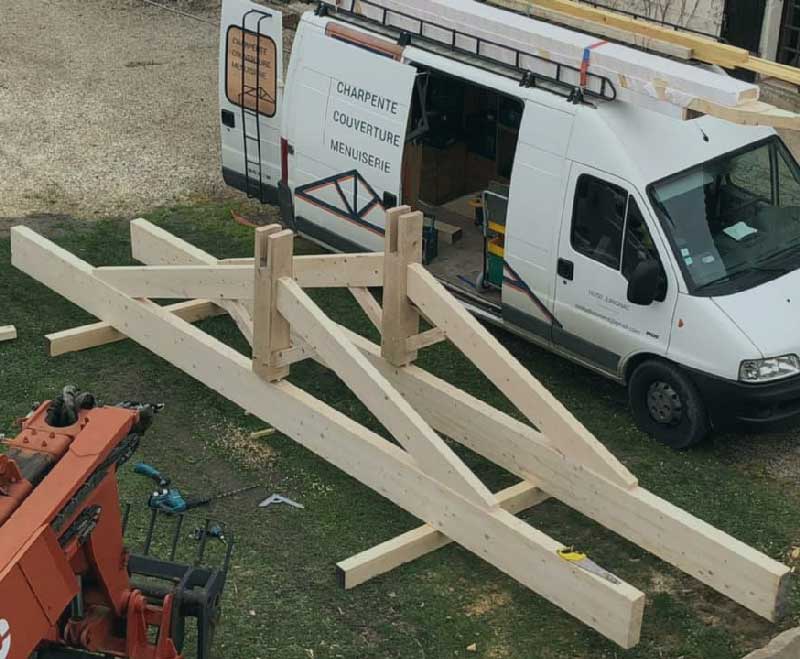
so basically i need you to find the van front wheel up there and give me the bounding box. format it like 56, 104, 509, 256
628, 360, 709, 449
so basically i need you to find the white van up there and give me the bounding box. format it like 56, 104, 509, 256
218, 0, 800, 448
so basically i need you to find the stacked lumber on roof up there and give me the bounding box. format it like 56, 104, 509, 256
322, 0, 800, 128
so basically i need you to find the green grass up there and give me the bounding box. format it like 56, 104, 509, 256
1, 202, 798, 658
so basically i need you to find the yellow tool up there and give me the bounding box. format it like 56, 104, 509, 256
557, 548, 621, 584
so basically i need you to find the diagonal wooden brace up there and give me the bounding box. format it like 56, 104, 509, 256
276, 277, 498, 510
406, 263, 637, 489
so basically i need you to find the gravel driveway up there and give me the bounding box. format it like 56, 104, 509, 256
0, 0, 797, 220
0, 0, 228, 218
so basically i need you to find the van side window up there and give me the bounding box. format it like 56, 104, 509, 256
571, 175, 626, 269
622, 198, 660, 280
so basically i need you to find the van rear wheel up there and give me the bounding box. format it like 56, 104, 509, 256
628, 359, 709, 449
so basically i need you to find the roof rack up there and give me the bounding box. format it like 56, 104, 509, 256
318, 0, 617, 102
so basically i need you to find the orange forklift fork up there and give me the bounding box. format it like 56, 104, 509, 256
0, 393, 230, 659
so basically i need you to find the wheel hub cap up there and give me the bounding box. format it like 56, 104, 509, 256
646, 381, 683, 425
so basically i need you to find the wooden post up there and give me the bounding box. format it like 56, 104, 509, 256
253, 225, 294, 381
381, 206, 423, 366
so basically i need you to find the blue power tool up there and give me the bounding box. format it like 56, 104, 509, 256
134, 463, 259, 514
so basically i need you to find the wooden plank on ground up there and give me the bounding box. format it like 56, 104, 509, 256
277, 277, 498, 510
11, 225, 646, 649
45, 300, 223, 357
0, 326, 17, 343
406, 263, 637, 489
337, 480, 549, 589
343, 329, 791, 622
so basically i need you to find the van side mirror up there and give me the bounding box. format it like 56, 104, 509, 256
627, 260, 663, 305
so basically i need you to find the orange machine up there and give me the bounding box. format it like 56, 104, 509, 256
0, 393, 228, 659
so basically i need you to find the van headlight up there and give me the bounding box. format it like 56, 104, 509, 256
739, 355, 800, 383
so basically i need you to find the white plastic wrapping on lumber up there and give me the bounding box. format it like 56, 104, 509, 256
322, 0, 758, 108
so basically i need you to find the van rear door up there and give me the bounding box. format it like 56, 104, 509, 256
219, 0, 282, 203
285, 18, 415, 252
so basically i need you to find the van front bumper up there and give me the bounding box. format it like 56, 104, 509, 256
688, 369, 800, 429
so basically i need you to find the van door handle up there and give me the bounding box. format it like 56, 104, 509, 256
557, 258, 574, 281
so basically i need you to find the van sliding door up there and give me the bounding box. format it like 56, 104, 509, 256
286, 19, 415, 252
219, 0, 283, 203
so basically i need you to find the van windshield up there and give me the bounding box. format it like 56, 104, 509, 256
649, 137, 800, 296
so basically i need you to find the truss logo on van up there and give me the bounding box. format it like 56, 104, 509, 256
503, 262, 562, 328
295, 170, 385, 236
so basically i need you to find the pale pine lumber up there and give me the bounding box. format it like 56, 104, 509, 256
343, 329, 791, 622
10, 225, 645, 649
406, 327, 446, 352
0, 326, 17, 343
112, 219, 790, 624
337, 480, 549, 589
130, 219, 254, 343
276, 276, 498, 510
689, 98, 800, 131
221, 254, 385, 287
406, 263, 637, 489
329, 0, 757, 107
349, 286, 383, 331
253, 227, 293, 381
381, 208, 422, 366
45, 300, 223, 357
272, 341, 316, 368
490, 0, 800, 87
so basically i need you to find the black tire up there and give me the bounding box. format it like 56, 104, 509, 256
628, 359, 709, 449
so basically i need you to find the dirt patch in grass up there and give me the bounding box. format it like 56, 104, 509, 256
464, 587, 513, 618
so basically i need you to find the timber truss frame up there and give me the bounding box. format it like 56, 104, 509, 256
11, 207, 790, 649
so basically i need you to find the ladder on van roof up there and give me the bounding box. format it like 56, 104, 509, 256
318, 0, 800, 130
319, 0, 617, 103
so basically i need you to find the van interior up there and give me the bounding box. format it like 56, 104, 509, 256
401, 67, 523, 307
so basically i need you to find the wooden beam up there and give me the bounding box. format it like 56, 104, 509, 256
337, 480, 549, 589
688, 98, 800, 131
11, 225, 646, 648
222, 253, 385, 288
94, 253, 386, 299
349, 287, 383, 331
45, 300, 224, 357
130, 219, 254, 343
342, 329, 791, 622
276, 277, 498, 510
252, 227, 293, 381
0, 326, 17, 343
381, 208, 422, 366
272, 340, 316, 368
488, 0, 800, 89
94, 265, 253, 300
406, 263, 637, 489
406, 327, 446, 352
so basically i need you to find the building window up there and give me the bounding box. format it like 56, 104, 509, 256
778, 0, 800, 67
225, 26, 277, 117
